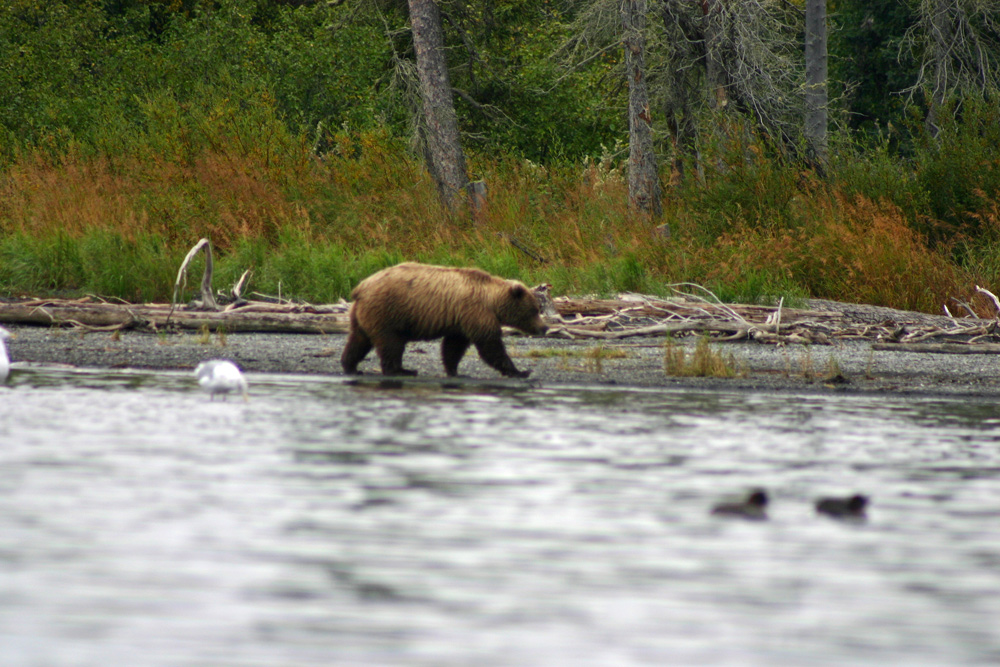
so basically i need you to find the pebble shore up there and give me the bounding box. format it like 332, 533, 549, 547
4, 299, 1000, 398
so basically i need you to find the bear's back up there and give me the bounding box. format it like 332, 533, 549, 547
353, 263, 497, 302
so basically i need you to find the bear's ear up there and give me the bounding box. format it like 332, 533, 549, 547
510, 284, 527, 299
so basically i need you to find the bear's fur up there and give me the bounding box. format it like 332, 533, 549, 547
341, 262, 548, 378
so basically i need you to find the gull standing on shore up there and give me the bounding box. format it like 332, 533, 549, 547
195, 360, 248, 401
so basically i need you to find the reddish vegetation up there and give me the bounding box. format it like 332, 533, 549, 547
0, 131, 992, 312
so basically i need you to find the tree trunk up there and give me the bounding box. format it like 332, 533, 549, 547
804, 0, 828, 167
665, 98, 701, 186
621, 0, 663, 217
408, 0, 470, 210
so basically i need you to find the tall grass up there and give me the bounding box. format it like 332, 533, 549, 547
0, 119, 995, 312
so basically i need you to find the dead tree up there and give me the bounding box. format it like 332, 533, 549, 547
804, 0, 828, 167
906, 0, 1000, 138
408, 0, 472, 210
622, 0, 663, 216
655, 0, 805, 180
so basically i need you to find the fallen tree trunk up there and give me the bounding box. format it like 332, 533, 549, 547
0, 299, 350, 333
546, 320, 749, 340
872, 342, 1000, 354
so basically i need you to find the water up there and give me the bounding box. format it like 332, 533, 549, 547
2, 367, 1000, 666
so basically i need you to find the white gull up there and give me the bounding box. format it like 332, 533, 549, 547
194, 359, 248, 401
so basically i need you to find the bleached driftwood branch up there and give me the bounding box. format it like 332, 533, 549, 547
975, 285, 1000, 316
231, 269, 252, 301
538, 290, 840, 345
169, 238, 218, 328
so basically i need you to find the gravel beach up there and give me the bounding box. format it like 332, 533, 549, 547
4, 299, 1000, 398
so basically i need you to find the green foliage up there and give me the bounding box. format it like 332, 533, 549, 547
912, 97, 1000, 246
0, 0, 404, 164
446, 3, 623, 161
0, 230, 178, 301
215, 235, 405, 304
261, 6, 399, 136
678, 125, 804, 240
0, 0, 621, 165
467, 250, 532, 285
709, 268, 807, 308
77, 232, 174, 301
0, 232, 84, 295
829, 0, 918, 138
0, 1, 110, 159
827, 130, 929, 223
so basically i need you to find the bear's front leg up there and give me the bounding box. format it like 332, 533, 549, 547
474, 337, 530, 378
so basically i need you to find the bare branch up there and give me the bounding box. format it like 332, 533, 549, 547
169, 238, 218, 328
902, 0, 1000, 131
975, 284, 1000, 316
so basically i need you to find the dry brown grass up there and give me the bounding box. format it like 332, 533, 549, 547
0, 132, 985, 309
704, 194, 968, 313
664, 337, 742, 378
1, 152, 144, 240
0, 148, 315, 249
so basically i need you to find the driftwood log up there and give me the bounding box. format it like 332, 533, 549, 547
872, 343, 1000, 354
0, 297, 350, 334
3, 286, 1000, 351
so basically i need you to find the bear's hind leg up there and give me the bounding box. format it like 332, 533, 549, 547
341, 328, 373, 374
377, 334, 418, 376
442, 334, 471, 376
474, 336, 529, 378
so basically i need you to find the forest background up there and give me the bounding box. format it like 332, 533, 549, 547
1, 0, 999, 315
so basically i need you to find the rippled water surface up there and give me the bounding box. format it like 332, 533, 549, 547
2, 367, 1000, 666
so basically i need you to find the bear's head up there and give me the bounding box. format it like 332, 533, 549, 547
497, 282, 549, 335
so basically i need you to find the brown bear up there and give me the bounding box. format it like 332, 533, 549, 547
341, 262, 548, 378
